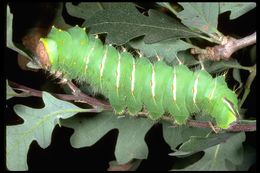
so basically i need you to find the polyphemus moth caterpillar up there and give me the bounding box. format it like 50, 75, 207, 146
36, 26, 239, 129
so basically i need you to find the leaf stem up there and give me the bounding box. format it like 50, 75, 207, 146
197, 34, 221, 44
238, 64, 256, 108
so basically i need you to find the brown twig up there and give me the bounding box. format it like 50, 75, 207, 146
158, 116, 255, 132
191, 32, 256, 61
186, 119, 256, 132
7, 80, 256, 132
8, 80, 112, 110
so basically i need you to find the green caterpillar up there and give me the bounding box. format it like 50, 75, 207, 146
36, 26, 239, 129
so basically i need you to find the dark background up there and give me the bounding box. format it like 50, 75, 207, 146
5, 2, 256, 171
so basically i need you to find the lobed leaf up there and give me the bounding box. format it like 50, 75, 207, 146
177, 3, 220, 34
61, 112, 154, 164
172, 132, 245, 171
6, 92, 90, 170
162, 121, 211, 151
172, 132, 237, 156
82, 3, 198, 45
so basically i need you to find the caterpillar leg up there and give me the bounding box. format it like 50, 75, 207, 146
208, 121, 221, 133
54, 71, 63, 79
199, 58, 205, 70
66, 80, 82, 96
109, 93, 126, 115
58, 78, 68, 85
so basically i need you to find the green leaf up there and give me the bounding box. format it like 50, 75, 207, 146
66, 2, 103, 21
249, 45, 256, 64
203, 58, 250, 74
53, 3, 71, 29
234, 144, 255, 171
65, 2, 131, 22
6, 92, 90, 170
172, 132, 237, 156
83, 3, 198, 45
219, 3, 256, 20
61, 112, 154, 164
6, 5, 32, 60
177, 51, 199, 67
177, 3, 220, 34
129, 38, 194, 64
162, 121, 211, 151
172, 132, 245, 171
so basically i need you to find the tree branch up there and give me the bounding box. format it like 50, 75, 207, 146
186, 119, 256, 132
7, 80, 256, 132
191, 32, 256, 61
8, 80, 112, 110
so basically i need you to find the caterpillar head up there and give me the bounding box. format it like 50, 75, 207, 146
36, 38, 57, 70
